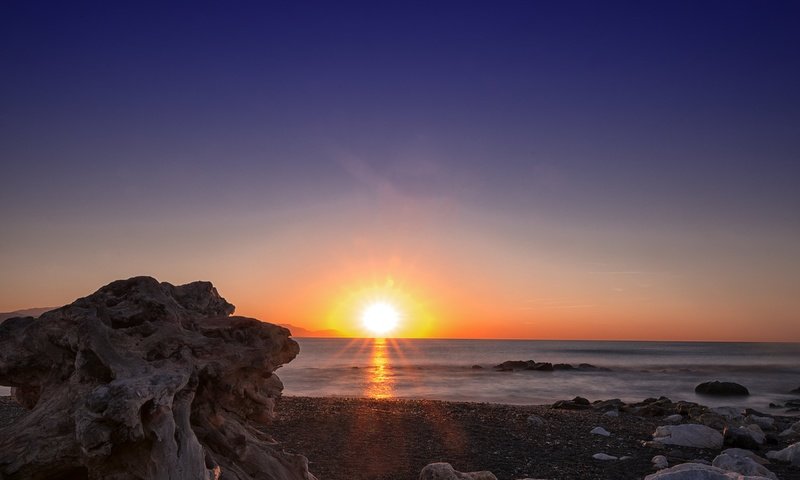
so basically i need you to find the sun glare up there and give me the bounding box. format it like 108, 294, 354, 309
361, 302, 400, 336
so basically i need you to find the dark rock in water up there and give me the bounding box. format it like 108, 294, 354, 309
552, 363, 574, 370
695, 381, 750, 396
785, 399, 800, 408
790, 386, 800, 394
578, 363, 612, 371
493, 360, 534, 371
552, 396, 591, 410
471, 365, 483, 369
723, 426, 761, 450
526, 362, 554, 371
769, 403, 782, 409
0, 276, 314, 480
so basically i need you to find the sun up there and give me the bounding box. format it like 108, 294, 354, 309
361, 301, 400, 336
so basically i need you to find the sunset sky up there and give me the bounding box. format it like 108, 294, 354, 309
2, 2, 799, 341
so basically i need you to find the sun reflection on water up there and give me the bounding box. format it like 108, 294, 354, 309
366, 338, 394, 399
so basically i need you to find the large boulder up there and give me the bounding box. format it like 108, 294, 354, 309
0, 276, 315, 480
712, 453, 777, 480
766, 441, 800, 466
695, 382, 750, 396
644, 462, 774, 479
652, 424, 724, 449
419, 462, 497, 480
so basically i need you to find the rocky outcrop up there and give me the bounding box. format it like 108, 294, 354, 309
0, 276, 315, 480
419, 462, 497, 480
551, 396, 591, 410
695, 381, 750, 396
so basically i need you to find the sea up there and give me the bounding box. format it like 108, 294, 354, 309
2, 339, 798, 412
277, 338, 800, 412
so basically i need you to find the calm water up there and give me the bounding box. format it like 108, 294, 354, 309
277, 338, 800, 411
2, 339, 797, 412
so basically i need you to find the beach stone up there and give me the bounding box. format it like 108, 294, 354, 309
766, 441, 800, 466
593, 398, 626, 411
419, 462, 497, 480
720, 449, 769, 465
697, 413, 728, 431
0, 276, 314, 480
643, 462, 773, 479
710, 406, 744, 420
526, 414, 545, 427
653, 424, 724, 449
665, 414, 684, 423
723, 426, 763, 450
746, 415, 774, 430
652, 455, 669, 469
695, 382, 750, 396
590, 426, 611, 436
592, 453, 618, 461
712, 454, 777, 480
552, 396, 591, 410
604, 409, 620, 417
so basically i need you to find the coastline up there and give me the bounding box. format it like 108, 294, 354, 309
2, 395, 798, 479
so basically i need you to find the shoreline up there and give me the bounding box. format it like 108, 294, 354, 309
3, 395, 798, 479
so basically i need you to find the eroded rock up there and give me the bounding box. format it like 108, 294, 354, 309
0, 276, 314, 480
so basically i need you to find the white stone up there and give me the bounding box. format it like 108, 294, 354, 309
653, 424, 724, 449
592, 453, 617, 461
766, 441, 800, 466
526, 415, 545, 427
720, 448, 769, 465
652, 455, 669, 470
643, 462, 774, 480
604, 409, 619, 417
665, 414, 684, 423
590, 426, 611, 436
746, 415, 774, 430
420, 463, 498, 480
712, 453, 778, 480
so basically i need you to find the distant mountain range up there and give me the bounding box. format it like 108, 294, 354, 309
279, 324, 340, 338
0, 307, 56, 323
0, 306, 338, 337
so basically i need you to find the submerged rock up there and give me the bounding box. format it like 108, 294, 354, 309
0, 276, 314, 480
653, 424, 724, 449
419, 462, 497, 480
695, 381, 750, 396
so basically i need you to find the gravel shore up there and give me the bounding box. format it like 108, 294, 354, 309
2, 395, 797, 479
267, 396, 796, 480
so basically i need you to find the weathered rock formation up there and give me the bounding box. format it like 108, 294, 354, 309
0, 276, 315, 480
